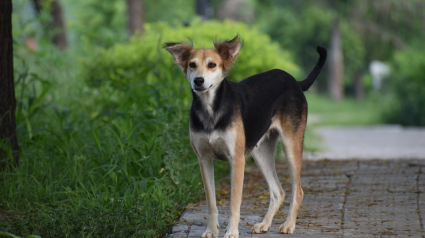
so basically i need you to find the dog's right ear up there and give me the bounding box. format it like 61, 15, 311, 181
163, 42, 193, 71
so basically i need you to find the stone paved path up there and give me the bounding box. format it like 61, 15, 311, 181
167, 127, 425, 238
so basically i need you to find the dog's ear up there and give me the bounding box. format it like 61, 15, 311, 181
214, 35, 242, 72
163, 42, 193, 70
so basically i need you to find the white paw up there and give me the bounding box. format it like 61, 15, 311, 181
251, 222, 269, 234
201, 230, 218, 238
223, 232, 239, 238
223, 229, 239, 238
278, 221, 296, 234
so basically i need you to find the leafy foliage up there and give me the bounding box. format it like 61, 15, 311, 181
382, 48, 425, 126
62, 0, 197, 48
82, 19, 301, 99
1, 43, 202, 237
256, 2, 365, 90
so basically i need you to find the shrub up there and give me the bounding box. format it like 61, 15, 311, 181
2, 46, 201, 237
382, 48, 425, 126
82, 19, 301, 110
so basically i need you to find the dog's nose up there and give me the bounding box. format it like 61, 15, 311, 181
194, 77, 204, 86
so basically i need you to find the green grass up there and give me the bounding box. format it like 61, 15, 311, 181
306, 93, 383, 126
302, 93, 384, 153
1, 47, 202, 237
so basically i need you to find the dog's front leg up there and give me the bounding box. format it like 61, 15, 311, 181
198, 155, 219, 238
224, 153, 245, 238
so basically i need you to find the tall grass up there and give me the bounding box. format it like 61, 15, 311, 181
0, 47, 202, 237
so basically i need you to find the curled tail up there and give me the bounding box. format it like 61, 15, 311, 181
298, 46, 327, 91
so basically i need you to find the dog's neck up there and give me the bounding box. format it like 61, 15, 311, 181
196, 83, 220, 117
190, 79, 235, 132
192, 79, 224, 117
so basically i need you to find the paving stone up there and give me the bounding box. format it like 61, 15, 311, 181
166, 160, 425, 238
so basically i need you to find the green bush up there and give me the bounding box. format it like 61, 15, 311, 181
2, 44, 201, 237
82, 19, 301, 108
382, 48, 425, 126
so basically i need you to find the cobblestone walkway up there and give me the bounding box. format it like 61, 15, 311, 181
168, 126, 425, 238
169, 160, 424, 238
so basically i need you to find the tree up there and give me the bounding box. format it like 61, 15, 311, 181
217, 0, 255, 22
32, 0, 68, 50
328, 19, 344, 101
0, 0, 19, 168
195, 0, 213, 21
127, 0, 144, 36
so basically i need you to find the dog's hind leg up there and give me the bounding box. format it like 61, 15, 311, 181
251, 130, 285, 234
277, 115, 306, 234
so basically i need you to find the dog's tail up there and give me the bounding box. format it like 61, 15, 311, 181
298, 46, 327, 91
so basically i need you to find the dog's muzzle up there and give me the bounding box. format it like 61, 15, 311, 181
194, 77, 204, 86
193, 77, 210, 92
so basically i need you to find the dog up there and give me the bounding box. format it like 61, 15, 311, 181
164, 35, 326, 237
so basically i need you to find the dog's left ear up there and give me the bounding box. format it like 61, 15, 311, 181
163, 42, 193, 71
214, 35, 242, 72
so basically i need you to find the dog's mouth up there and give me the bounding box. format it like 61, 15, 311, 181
193, 84, 213, 93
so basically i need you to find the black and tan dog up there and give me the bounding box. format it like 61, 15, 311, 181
164, 36, 326, 238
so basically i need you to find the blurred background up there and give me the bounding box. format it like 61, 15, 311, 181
12, 0, 425, 126
2, 0, 425, 237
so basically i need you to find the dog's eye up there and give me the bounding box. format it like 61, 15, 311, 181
189, 62, 196, 68
208, 62, 217, 69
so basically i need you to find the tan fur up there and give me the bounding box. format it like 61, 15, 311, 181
275, 109, 306, 234
164, 43, 193, 73
214, 37, 241, 74
227, 114, 246, 234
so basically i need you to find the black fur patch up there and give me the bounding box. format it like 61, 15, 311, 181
190, 69, 307, 150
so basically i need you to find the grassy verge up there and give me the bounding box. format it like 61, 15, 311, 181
303, 93, 384, 152
306, 93, 383, 126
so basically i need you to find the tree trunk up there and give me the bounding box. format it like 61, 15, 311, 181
217, 0, 255, 23
50, 0, 68, 50
328, 19, 344, 101
127, 0, 144, 37
0, 0, 19, 168
195, 0, 213, 21
354, 70, 364, 100
32, 0, 68, 50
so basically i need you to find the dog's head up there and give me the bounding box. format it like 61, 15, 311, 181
164, 35, 241, 93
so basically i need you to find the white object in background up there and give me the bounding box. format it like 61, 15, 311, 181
369, 60, 390, 90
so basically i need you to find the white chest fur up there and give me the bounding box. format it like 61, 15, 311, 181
190, 128, 236, 161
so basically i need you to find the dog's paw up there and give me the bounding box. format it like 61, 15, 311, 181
251, 222, 269, 234
278, 221, 296, 234
201, 230, 218, 238
223, 232, 239, 238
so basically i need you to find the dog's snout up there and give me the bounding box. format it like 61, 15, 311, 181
194, 77, 204, 86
